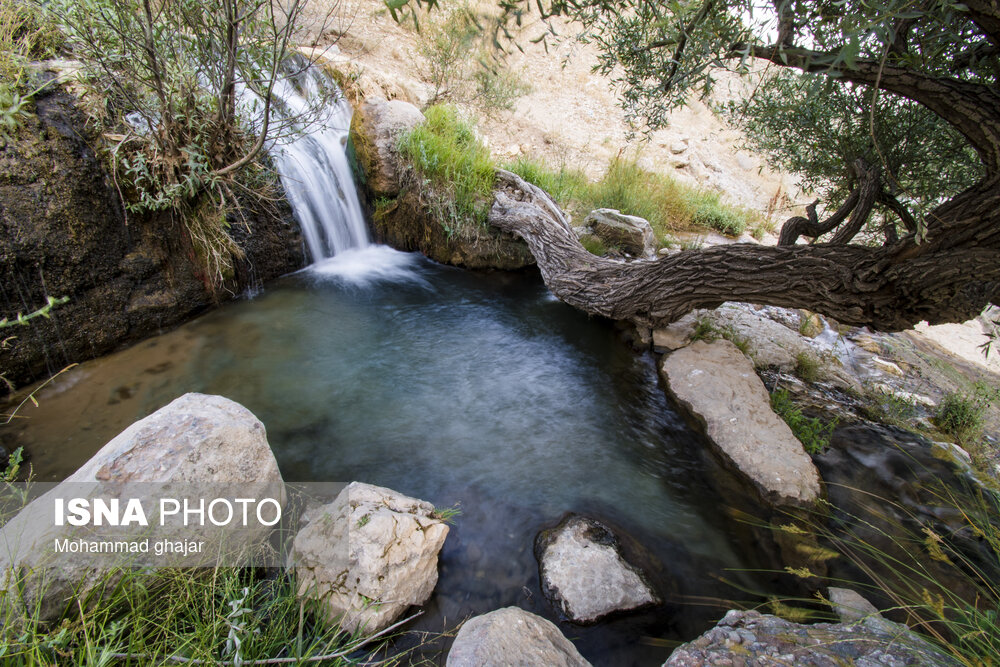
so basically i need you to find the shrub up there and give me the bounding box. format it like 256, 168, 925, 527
42, 0, 340, 286
936, 383, 999, 443
418, 5, 529, 115
770, 388, 836, 454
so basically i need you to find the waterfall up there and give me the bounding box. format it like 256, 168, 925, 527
261, 65, 370, 262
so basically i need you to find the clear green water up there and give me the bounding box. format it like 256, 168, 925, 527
6, 247, 783, 665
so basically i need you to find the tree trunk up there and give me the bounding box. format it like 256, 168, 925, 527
489, 170, 1000, 331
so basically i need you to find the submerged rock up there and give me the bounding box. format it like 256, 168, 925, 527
287, 481, 449, 635
582, 208, 657, 257
660, 340, 822, 506
536, 515, 658, 623
0, 393, 284, 622
447, 607, 592, 667
664, 609, 958, 666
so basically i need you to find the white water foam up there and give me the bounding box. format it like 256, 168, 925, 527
307, 246, 429, 286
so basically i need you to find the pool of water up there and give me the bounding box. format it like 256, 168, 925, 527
4, 247, 785, 665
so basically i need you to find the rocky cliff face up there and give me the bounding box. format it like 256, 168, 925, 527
0, 85, 305, 392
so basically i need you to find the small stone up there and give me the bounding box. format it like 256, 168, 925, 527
670, 141, 689, 154
447, 607, 592, 667
537, 515, 658, 623
583, 209, 657, 257
871, 356, 905, 376
828, 587, 881, 624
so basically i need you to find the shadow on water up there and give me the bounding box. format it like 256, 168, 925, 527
4, 249, 797, 665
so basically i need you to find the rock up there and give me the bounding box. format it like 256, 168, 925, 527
447, 607, 592, 667
652, 312, 699, 351
287, 482, 449, 635
798, 310, 825, 338
349, 99, 425, 199
706, 303, 859, 390
660, 340, 822, 506
827, 587, 881, 625
583, 209, 657, 257
1, 86, 304, 393
664, 609, 958, 666
870, 356, 905, 376
669, 141, 688, 154
669, 155, 690, 169
0, 394, 284, 622
536, 515, 658, 623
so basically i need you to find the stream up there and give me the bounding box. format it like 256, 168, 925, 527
3, 246, 795, 665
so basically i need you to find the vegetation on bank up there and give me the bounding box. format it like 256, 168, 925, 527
0, 566, 401, 665
399, 103, 766, 252
769, 388, 835, 454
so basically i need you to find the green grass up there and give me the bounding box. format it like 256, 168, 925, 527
770, 389, 836, 454
794, 351, 821, 383
399, 104, 496, 232
399, 107, 761, 244
688, 315, 753, 356
579, 234, 608, 256
0, 566, 394, 666
506, 155, 760, 243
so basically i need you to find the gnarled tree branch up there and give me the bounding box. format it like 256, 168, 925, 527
489, 170, 1000, 331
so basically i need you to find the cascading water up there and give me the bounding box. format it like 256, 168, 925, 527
260, 65, 370, 261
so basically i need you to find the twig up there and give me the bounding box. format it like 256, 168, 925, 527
109, 610, 423, 664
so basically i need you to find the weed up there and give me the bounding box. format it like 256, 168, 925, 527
0, 566, 398, 664
690, 316, 719, 343
418, 6, 529, 115
794, 351, 821, 383
770, 389, 836, 454
432, 504, 461, 524
936, 382, 1000, 444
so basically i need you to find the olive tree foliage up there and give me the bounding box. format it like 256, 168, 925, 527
388, 0, 1000, 333
45, 0, 345, 285
723, 72, 984, 245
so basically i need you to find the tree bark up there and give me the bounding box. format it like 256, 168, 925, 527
489, 170, 1000, 331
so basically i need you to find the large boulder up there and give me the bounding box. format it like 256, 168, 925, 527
287, 481, 449, 635
582, 209, 656, 257
536, 515, 658, 623
0, 393, 284, 622
665, 609, 958, 666
349, 99, 425, 199
447, 607, 592, 667
660, 340, 822, 506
